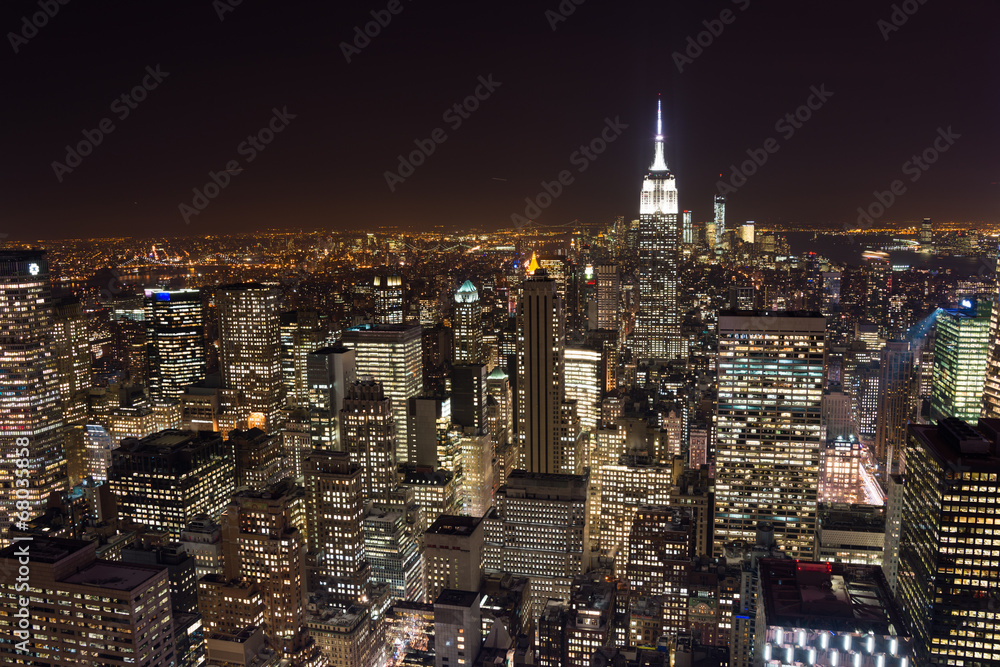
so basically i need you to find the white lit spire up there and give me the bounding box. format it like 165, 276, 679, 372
650, 95, 669, 172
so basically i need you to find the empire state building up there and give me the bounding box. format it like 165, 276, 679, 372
634, 97, 685, 363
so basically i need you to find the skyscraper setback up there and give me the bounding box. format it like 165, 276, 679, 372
634, 99, 684, 363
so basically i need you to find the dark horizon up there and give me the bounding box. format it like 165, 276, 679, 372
2, 0, 998, 240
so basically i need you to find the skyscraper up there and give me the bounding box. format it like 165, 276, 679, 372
634, 99, 684, 363
306, 343, 356, 451
0, 538, 176, 666
304, 450, 369, 604
875, 340, 915, 476
373, 272, 404, 325
222, 483, 309, 657
517, 269, 581, 475
919, 216, 933, 246
931, 300, 991, 422
897, 418, 1000, 665
453, 279, 483, 364
595, 263, 619, 331
984, 275, 1000, 419
714, 312, 826, 558
217, 283, 283, 432
0, 250, 65, 543
145, 289, 206, 402
108, 429, 235, 535
342, 323, 423, 463
486, 471, 590, 619
714, 195, 726, 250
341, 379, 398, 504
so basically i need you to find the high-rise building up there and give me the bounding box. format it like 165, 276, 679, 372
373, 272, 404, 325
919, 216, 933, 246
280, 309, 337, 408
0, 537, 176, 666
342, 323, 423, 463
625, 507, 693, 635
145, 289, 206, 401
0, 250, 65, 543
984, 275, 1000, 419
682, 209, 694, 245
222, 483, 310, 657
108, 429, 235, 534
341, 379, 397, 504
714, 312, 825, 558
424, 513, 485, 603
931, 301, 991, 422
486, 471, 590, 619
713, 195, 726, 248
307, 343, 356, 451
876, 340, 915, 476
217, 283, 283, 432
565, 347, 601, 440
634, 100, 684, 363
451, 363, 488, 432
453, 280, 483, 364
459, 429, 493, 517
864, 254, 891, 336
362, 507, 423, 602
304, 450, 369, 604
897, 418, 1000, 666
517, 270, 581, 475
595, 264, 619, 331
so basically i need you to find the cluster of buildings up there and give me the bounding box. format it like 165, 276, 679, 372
2, 102, 1000, 667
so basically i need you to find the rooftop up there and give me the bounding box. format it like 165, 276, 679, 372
62, 560, 165, 592
435, 589, 480, 608
427, 513, 484, 536
758, 559, 909, 637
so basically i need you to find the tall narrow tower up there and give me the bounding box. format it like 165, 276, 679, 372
0, 250, 65, 543
983, 267, 1000, 419
517, 270, 580, 474
146, 289, 206, 401
634, 97, 684, 363
453, 280, 483, 364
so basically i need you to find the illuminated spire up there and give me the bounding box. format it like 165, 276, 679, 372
650, 95, 668, 172
526, 251, 540, 275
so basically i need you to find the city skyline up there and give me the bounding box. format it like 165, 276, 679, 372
2, 1, 998, 239
3, 3, 1000, 667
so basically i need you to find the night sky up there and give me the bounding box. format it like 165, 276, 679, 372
2, 0, 998, 240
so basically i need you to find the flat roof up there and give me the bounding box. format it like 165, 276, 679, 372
758, 559, 909, 637
0, 537, 93, 564
63, 560, 165, 592
427, 514, 483, 535
435, 589, 480, 608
